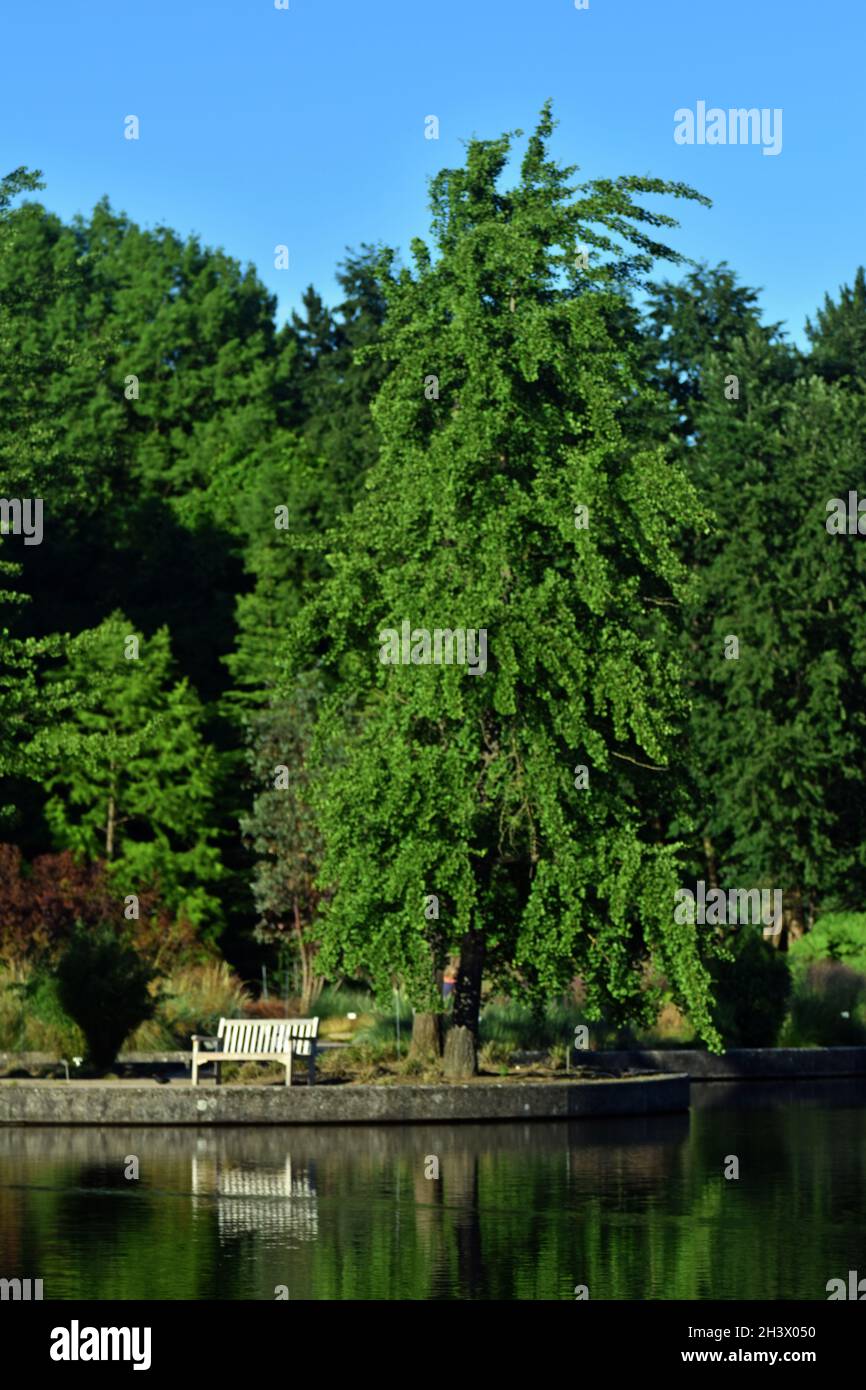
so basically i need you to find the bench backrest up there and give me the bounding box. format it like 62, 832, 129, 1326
217, 1018, 319, 1056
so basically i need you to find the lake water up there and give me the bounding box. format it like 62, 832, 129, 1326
1, 1080, 864, 1300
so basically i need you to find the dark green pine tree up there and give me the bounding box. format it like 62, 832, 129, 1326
31, 612, 224, 937
227, 247, 391, 706
0, 168, 100, 806
675, 322, 866, 939
805, 266, 866, 386
645, 261, 784, 438
284, 246, 391, 491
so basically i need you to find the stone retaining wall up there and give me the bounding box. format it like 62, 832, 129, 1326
0, 1074, 688, 1125
579, 1046, 866, 1079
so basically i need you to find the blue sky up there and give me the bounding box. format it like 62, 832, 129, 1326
2, 0, 863, 344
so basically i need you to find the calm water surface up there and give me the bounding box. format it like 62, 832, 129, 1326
1, 1081, 863, 1299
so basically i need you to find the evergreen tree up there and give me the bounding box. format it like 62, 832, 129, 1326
0, 168, 90, 800
680, 334, 866, 937
645, 262, 784, 438
291, 247, 391, 485
30, 612, 223, 935
239, 673, 326, 1011
805, 266, 866, 386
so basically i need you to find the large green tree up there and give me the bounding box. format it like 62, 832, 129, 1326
285, 105, 721, 1069
648, 264, 866, 939
0, 168, 93, 804
682, 337, 866, 936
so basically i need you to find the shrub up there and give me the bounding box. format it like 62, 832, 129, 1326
0, 966, 84, 1054
789, 914, 866, 975
780, 960, 866, 1046
479, 995, 590, 1049
708, 929, 791, 1047
54, 924, 157, 1071
0, 844, 199, 971
546, 1041, 570, 1070
128, 962, 250, 1050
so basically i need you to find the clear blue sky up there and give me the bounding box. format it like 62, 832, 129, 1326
2, 0, 863, 345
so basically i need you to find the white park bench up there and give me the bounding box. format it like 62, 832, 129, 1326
190, 1018, 319, 1087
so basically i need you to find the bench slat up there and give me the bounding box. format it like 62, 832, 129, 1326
192, 1018, 319, 1084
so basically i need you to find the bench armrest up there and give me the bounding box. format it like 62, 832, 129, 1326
191, 1034, 218, 1046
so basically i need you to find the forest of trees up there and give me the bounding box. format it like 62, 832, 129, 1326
2, 106, 866, 1071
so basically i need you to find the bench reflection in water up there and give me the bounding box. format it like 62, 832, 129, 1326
190, 1154, 318, 1242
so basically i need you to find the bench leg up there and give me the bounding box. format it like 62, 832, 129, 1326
215, 1061, 221, 1086
285, 1053, 292, 1087
308, 1048, 316, 1086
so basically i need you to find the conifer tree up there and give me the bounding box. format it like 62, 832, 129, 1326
806, 267, 866, 386
30, 612, 223, 935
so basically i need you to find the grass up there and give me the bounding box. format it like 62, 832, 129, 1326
128, 962, 251, 1050
0, 966, 84, 1054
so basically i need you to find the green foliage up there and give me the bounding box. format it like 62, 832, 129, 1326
707, 930, 791, 1048
648, 262, 866, 920
286, 105, 720, 1045
308, 984, 375, 1020
789, 913, 866, 974
127, 962, 250, 1050
478, 995, 587, 1049
805, 266, 866, 386
240, 674, 325, 943
30, 612, 223, 933
780, 960, 866, 1046
4, 114, 866, 1050
352, 993, 414, 1045
0, 967, 84, 1055
54, 923, 157, 1070
646, 261, 777, 437
288, 247, 391, 488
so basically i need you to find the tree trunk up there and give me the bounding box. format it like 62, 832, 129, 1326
444, 931, 486, 1077
783, 890, 806, 951
410, 1011, 443, 1060
294, 898, 324, 1015
444, 1026, 477, 1079
703, 835, 719, 890
452, 930, 485, 1035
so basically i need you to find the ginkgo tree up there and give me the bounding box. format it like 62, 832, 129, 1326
285, 103, 722, 1072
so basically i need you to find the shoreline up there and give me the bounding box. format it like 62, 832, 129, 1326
0, 1073, 688, 1126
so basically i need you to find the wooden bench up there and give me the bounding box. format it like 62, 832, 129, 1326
190, 1018, 319, 1087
